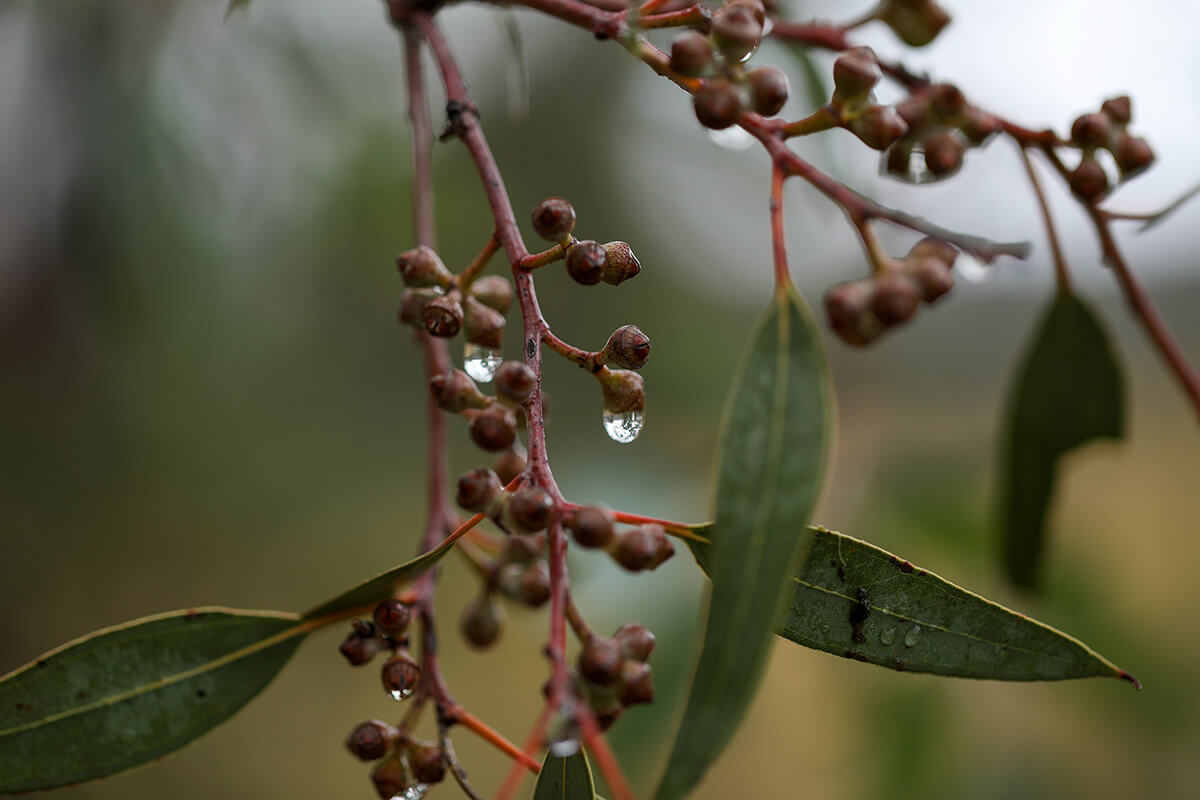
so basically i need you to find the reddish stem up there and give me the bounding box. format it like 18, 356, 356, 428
494, 703, 557, 800
577, 705, 635, 800
451, 707, 543, 773
1016, 142, 1071, 293
770, 163, 790, 289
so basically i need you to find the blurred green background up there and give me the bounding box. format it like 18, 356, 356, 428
2, 1, 1199, 798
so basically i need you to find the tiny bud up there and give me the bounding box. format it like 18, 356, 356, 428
396, 245, 452, 288
613, 524, 671, 572
567, 506, 615, 549
456, 468, 504, 513
882, 0, 951, 48
460, 596, 503, 649
1113, 134, 1154, 178
602, 325, 651, 370
430, 369, 490, 413
869, 274, 921, 326
693, 80, 744, 131
398, 288, 441, 328
501, 534, 541, 565
407, 742, 446, 785
339, 631, 383, 667
669, 31, 713, 77
373, 599, 413, 637
601, 242, 641, 285
895, 94, 931, 132
959, 106, 1000, 145
1069, 157, 1109, 201
493, 448, 526, 484
579, 637, 624, 686
494, 360, 537, 404
565, 240, 607, 286
824, 280, 882, 347
518, 561, 552, 607
618, 660, 655, 707
346, 720, 396, 762
1070, 112, 1112, 149
1101, 95, 1132, 125
613, 622, 656, 662
849, 105, 909, 151
470, 405, 518, 452
422, 294, 464, 338
469, 275, 513, 315
929, 83, 965, 118
921, 129, 966, 176
496, 562, 525, 599
462, 296, 506, 349
832, 47, 881, 102
746, 67, 789, 117
907, 237, 958, 267
598, 369, 645, 414
532, 197, 576, 242
371, 756, 409, 800
380, 653, 421, 700
884, 141, 914, 180
507, 486, 557, 534
909, 257, 955, 303
711, 3, 762, 63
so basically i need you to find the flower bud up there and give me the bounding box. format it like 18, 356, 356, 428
959, 105, 1000, 145
339, 630, 384, 667
507, 486, 557, 534
460, 596, 503, 649
613, 622, 656, 662
746, 67, 789, 117
579, 636, 624, 686
929, 83, 965, 118
884, 140, 914, 180
869, 274, 921, 326
422, 294, 464, 338
493, 448, 526, 484
1113, 134, 1154, 178
881, 0, 951, 47
693, 80, 743, 130
373, 599, 413, 637
895, 94, 930, 132
532, 197, 576, 242
398, 288, 441, 328
824, 280, 883, 347
1070, 112, 1112, 149
602, 325, 651, 370
1101, 95, 1132, 125
1069, 157, 1108, 201
599, 369, 645, 414
462, 296, 506, 349
711, 3, 762, 63
832, 47, 881, 102
909, 257, 954, 303
518, 561, 551, 607
501, 533, 541, 564
618, 660, 655, 706
371, 756, 410, 800
469, 275, 513, 314
456, 468, 504, 513
907, 236, 958, 267
346, 720, 397, 762
601, 242, 641, 285
613, 524, 672, 571
922, 129, 966, 176
669, 31, 713, 77
496, 562, 525, 599
567, 506, 615, 549
380, 652, 421, 700
407, 742, 446, 785
494, 360, 537, 404
849, 105, 909, 151
430, 369, 490, 413
396, 245, 453, 288
565, 240, 607, 286
470, 405, 517, 452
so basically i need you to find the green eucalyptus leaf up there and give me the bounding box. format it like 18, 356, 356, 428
655, 288, 831, 800
0, 608, 305, 794
687, 525, 1138, 686
998, 293, 1124, 589
532, 747, 597, 800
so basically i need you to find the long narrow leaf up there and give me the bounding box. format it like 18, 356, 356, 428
533, 748, 597, 800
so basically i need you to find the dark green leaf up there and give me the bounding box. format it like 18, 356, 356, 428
655, 288, 830, 800
0, 608, 305, 794
687, 524, 1137, 685
533, 747, 596, 800
998, 293, 1124, 589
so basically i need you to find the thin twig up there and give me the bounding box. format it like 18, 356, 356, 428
1016, 142, 1071, 293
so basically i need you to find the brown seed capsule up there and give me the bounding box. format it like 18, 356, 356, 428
371, 756, 410, 800
565, 240, 607, 286
339, 631, 383, 667
909, 257, 955, 303
601, 242, 641, 285
462, 296, 506, 349
602, 325, 651, 370
494, 360, 537, 404
430, 369, 490, 413
959, 105, 1001, 145
881, 0, 951, 48
493, 448, 526, 485
531, 197, 576, 242
746, 67, 789, 117
922, 129, 965, 176
470, 405, 517, 452
1113, 134, 1154, 177
1101, 95, 1132, 125
711, 3, 762, 63
373, 599, 413, 637
579, 636, 624, 686
460, 596, 503, 649
469, 275, 513, 315
869, 274, 921, 327
693, 80, 743, 130
832, 47, 881, 102
396, 245, 453, 288
598, 369, 645, 414
1070, 112, 1112, 149
407, 742, 447, 785
508, 486, 557, 533
849, 105, 909, 151
518, 561, 551, 607
613, 622, 656, 662
567, 506, 616, 549
422, 294, 464, 338
824, 280, 881, 347
907, 236, 958, 267
380, 653, 421, 700
612, 524, 671, 572
346, 720, 396, 762
456, 468, 503, 513
1069, 157, 1109, 200
618, 660, 655, 706
669, 31, 713, 77
398, 288, 441, 329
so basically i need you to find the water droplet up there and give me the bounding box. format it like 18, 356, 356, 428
400, 784, 430, 800
387, 687, 415, 701
953, 252, 991, 284
602, 409, 644, 443
549, 739, 580, 757
463, 343, 503, 383
706, 126, 754, 151
880, 146, 939, 185
903, 625, 923, 648
760, 17, 774, 36
879, 627, 896, 645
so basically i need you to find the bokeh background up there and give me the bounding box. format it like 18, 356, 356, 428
3, 1, 1199, 798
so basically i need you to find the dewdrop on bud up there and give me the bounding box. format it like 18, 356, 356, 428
531, 197, 576, 242
421, 294, 463, 338
602, 325, 651, 370
429, 370, 489, 413
711, 3, 763, 63
396, 245, 453, 288
601, 242, 641, 285
832, 47, 880, 103
380, 653, 421, 701
566, 240, 607, 286
669, 31, 713, 77
345, 720, 398, 762
469, 275, 513, 314
598, 369, 645, 443
493, 360, 536, 404
693, 80, 743, 131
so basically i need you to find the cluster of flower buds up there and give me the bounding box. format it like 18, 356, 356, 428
827, 47, 910, 152
531, 197, 641, 287
575, 623, 657, 729
884, 82, 1001, 182
667, 0, 790, 129
878, 0, 951, 47
823, 237, 959, 346
428, 358, 535, 453
1066, 96, 1154, 201
337, 599, 424, 706
564, 506, 675, 573
345, 720, 447, 799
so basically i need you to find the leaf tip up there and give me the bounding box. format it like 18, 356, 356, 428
1117, 669, 1143, 691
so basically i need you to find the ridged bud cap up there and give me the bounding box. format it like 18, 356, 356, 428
824, 280, 883, 347
430, 369, 490, 413
493, 448, 526, 484
907, 237, 958, 267
909, 257, 955, 303
882, 0, 951, 47
612, 524, 673, 571
398, 288, 441, 328
422, 294, 463, 338
960, 106, 1000, 145
532, 197, 576, 242
602, 242, 641, 285
711, 3, 762, 63
602, 325, 651, 370
1071, 112, 1112, 149
339, 631, 383, 667
849, 105, 909, 151
928, 83, 965, 118
921, 128, 966, 176
396, 245, 452, 288
518, 561, 551, 607
1101, 95, 1132, 125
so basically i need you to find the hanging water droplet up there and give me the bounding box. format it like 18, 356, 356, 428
400, 784, 430, 800
387, 686, 415, 701
953, 252, 991, 284
907, 146, 934, 184
760, 16, 774, 36
903, 624, 923, 648
879, 627, 896, 645
602, 409, 644, 443
706, 125, 754, 151
549, 739, 580, 758
463, 342, 502, 383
